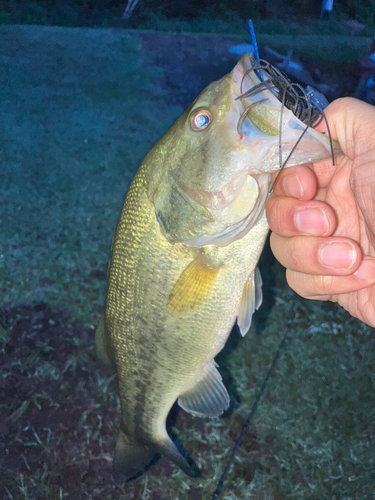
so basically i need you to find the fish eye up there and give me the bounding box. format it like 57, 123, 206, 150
190, 109, 213, 132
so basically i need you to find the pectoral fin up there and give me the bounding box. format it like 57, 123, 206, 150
168, 255, 221, 316
178, 360, 230, 418
237, 267, 263, 336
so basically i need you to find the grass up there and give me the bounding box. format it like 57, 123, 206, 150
0, 0, 373, 66
1, 282, 374, 499
256, 34, 372, 64
0, 25, 180, 325
0, 0, 374, 36
131, 9, 374, 39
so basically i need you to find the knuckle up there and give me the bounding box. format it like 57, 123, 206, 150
287, 237, 308, 271
286, 269, 334, 300
314, 274, 335, 296
266, 196, 281, 230
285, 269, 305, 295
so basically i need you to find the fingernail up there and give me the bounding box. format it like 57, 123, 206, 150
295, 207, 329, 236
318, 242, 357, 270
354, 258, 375, 280
283, 175, 303, 198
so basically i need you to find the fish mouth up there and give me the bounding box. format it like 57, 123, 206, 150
234, 56, 322, 131
231, 55, 341, 174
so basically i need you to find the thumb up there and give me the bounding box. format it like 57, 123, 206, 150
350, 148, 375, 248
323, 97, 375, 162
324, 98, 375, 248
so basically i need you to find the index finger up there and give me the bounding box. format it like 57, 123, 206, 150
272, 97, 374, 197
308, 97, 375, 187
315, 97, 375, 162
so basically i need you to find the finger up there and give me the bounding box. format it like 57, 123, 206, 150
310, 154, 347, 189
316, 97, 375, 161
285, 257, 375, 299
270, 233, 363, 276
350, 147, 375, 248
309, 98, 375, 189
266, 197, 336, 237
270, 164, 317, 200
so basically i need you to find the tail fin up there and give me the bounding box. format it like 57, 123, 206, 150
113, 431, 156, 480
156, 435, 198, 478
113, 431, 198, 480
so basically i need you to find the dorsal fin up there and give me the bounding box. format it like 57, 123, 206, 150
94, 314, 114, 366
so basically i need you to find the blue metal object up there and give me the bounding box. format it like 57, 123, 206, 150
248, 20, 259, 63
228, 43, 254, 56
365, 74, 375, 100
305, 85, 329, 110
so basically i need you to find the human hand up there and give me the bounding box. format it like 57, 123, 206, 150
266, 97, 375, 327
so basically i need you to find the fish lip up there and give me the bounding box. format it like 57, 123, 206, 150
233, 55, 342, 168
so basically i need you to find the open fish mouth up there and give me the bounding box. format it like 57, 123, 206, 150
238, 59, 324, 127
233, 55, 341, 178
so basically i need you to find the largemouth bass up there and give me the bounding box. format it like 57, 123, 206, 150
96, 54, 340, 479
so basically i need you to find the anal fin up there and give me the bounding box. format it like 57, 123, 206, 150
178, 360, 230, 418
237, 267, 263, 336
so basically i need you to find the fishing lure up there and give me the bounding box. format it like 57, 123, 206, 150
236, 59, 334, 193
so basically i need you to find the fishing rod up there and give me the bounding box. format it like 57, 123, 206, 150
210, 332, 288, 500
